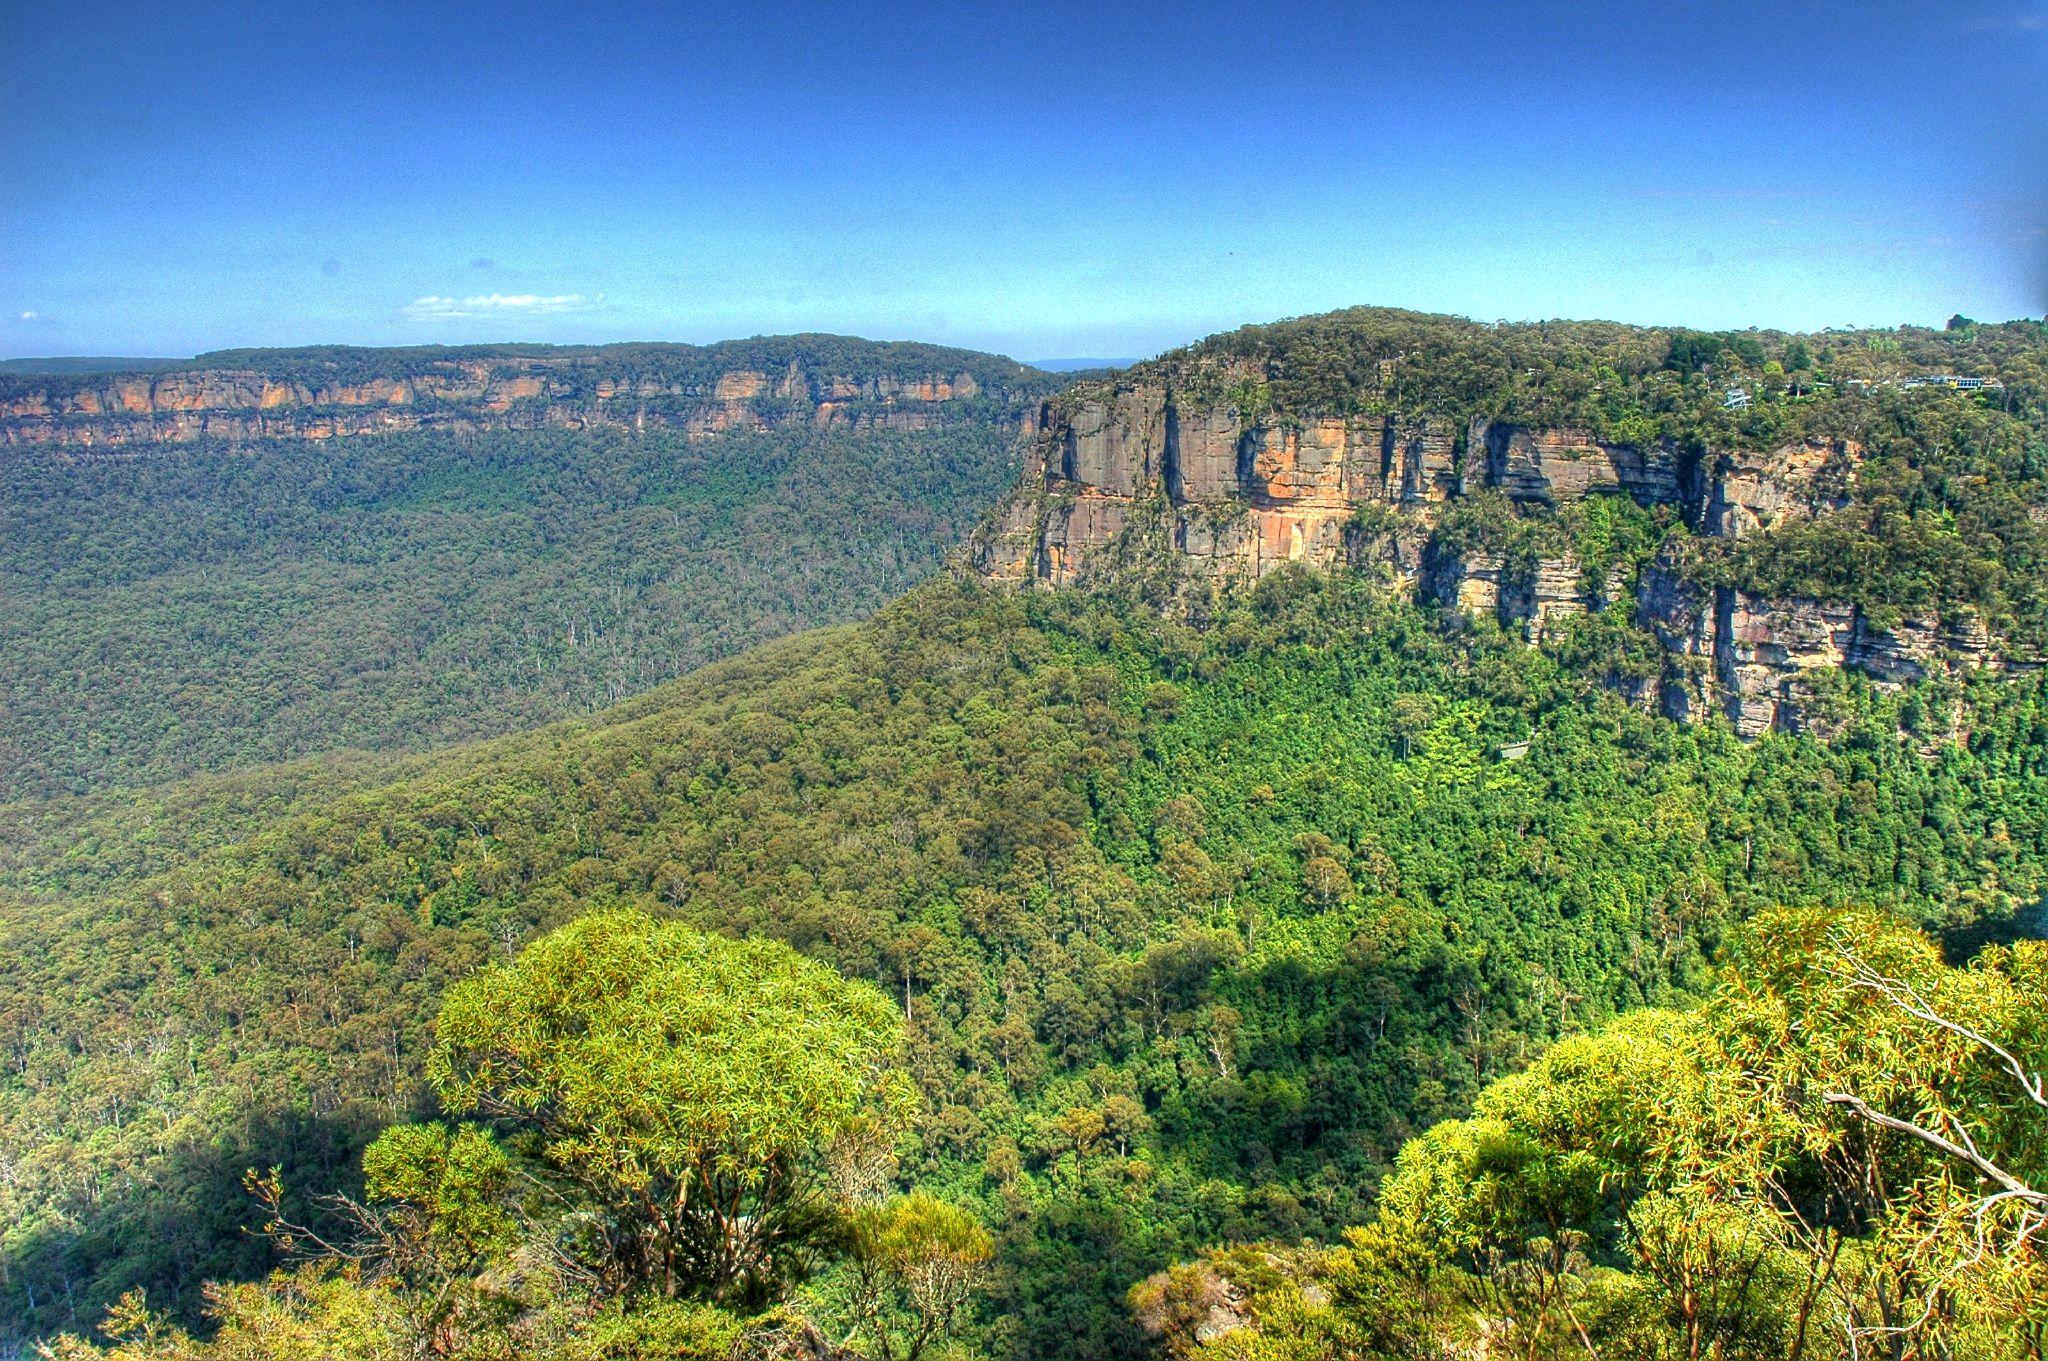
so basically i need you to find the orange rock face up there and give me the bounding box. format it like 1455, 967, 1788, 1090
1704, 440, 1856, 537
970, 377, 2018, 738
978, 387, 1445, 589
0, 356, 1014, 449
713, 370, 768, 400
1245, 419, 1352, 507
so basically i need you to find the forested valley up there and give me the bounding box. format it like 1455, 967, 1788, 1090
3, 311, 2046, 1360
0, 417, 1038, 801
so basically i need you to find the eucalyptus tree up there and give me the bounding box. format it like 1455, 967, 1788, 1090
426, 908, 914, 1306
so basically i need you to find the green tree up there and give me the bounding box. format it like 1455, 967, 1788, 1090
1387, 692, 1437, 759
232, 1125, 523, 1359
427, 908, 912, 1307
833, 1192, 995, 1361
1145, 911, 2048, 1361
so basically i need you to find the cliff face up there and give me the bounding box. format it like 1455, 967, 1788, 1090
979, 387, 1462, 591
976, 383, 2010, 735
0, 343, 1049, 450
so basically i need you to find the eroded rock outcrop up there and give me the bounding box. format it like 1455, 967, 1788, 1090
977, 378, 2023, 736
977, 389, 1480, 590
0, 348, 1037, 450
1702, 439, 1855, 537
1484, 425, 1687, 508
1622, 575, 2011, 737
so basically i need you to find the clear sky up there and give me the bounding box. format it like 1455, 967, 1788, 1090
3, 1, 2045, 360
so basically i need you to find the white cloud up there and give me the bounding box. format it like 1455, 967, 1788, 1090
401, 293, 592, 320
18, 311, 38, 322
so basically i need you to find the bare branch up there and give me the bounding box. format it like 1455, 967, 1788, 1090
1821, 1092, 2047, 1208
1824, 952, 2047, 1111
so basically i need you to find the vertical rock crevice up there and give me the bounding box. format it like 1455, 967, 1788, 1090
985, 377, 2016, 737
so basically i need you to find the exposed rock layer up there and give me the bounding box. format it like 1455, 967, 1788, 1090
976, 383, 2008, 734
0, 350, 1041, 450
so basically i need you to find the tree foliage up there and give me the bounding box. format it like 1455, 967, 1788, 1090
8, 575, 2048, 1354
0, 413, 1033, 800
12, 308, 2048, 1358
429, 909, 912, 1305
1154, 910, 2048, 1360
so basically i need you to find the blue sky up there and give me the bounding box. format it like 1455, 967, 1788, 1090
3, 1, 2045, 359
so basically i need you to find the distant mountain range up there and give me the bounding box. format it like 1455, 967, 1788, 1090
2, 352, 1144, 377
0, 334, 1062, 796
1026, 356, 1139, 372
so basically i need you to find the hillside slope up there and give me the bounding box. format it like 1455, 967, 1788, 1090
0, 338, 1060, 798
8, 576, 2047, 1354
10, 310, 2048, 1358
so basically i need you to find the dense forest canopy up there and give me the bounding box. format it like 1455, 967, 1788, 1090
0, 417, 1032, 800
1148, 308, 2048, 429
1131, 909, 2048, 1360
7, 574, 2048, 1356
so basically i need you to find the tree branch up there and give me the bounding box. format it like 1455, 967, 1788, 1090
1822, 1092, 2047, 1207
1826, 955, 2047, 1111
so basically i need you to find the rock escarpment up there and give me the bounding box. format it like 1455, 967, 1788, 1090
0, 340, 1052, 450
975, 381, 2015, 736
979, 386, 1462, 591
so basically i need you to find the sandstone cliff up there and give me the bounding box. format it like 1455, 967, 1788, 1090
974, 378, 2018, 736
0, 339, 1053, 450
